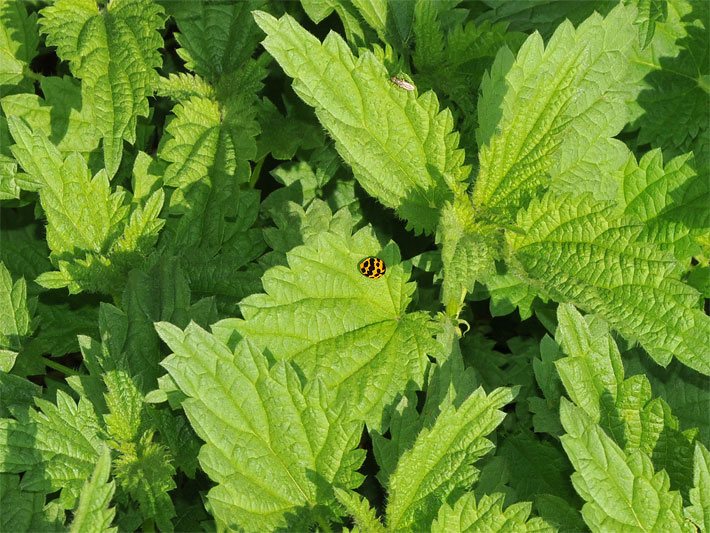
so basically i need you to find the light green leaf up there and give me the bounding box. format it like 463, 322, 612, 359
254, 11, 468, 234
616, 149, 709, 261
0, 153, 19, 199
113, 433, 176, 532
635, 0, 667, 48
232, 225, 439, 429
432, 492, 553, 533
0, 391, 103, 509
474, 4, 639, 220
0, 76, 100, 155
0, 261, 34, 363
437, 198, 497, 316
687, 442, 710, 532
560, 399, 692, 532
508, 192, 710, 375
70, 447, 116, 533
156, 72, 214, 101
0, 0, 38, 86
156, 321, 365, 532
334, 488, 386, 533
385, 386, 515, 530
554, 304, 624, 422
555, 304, 697, 498
39, 0, 164, 176
103, 370, 145, 444
9, 117, 164, 295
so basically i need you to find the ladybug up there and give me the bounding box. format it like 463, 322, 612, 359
358, 256, 386, 279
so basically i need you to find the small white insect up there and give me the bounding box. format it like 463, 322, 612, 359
390, 76, 415, 91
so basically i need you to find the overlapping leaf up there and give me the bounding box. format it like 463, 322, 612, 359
39, 0, 164, 176
254, 11, 468, 234
616, 149, 709, 261
0, 0, 38, 88
232, 222, 439, 429
156, 321, 365, 531
1, 76, 100, 156
70, 447, 116, 533
630, 0, 708, 156
0, 391, 103, 509
384, 386, 516, 530
432, 493, 552, 533
474, 3, 639, 221
165, 0, 264, 84
8, 118, 164, 295
0, 261, 34, 371
553, 304, 697, 495
560, 399, 692, 532
508, 192, 710, 375
687, 443, 710, 531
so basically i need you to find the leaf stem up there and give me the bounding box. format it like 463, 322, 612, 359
42, 356, 80, 376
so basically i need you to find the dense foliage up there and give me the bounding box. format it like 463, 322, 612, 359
0, 0, 708, 531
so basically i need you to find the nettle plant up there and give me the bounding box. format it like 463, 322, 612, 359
0, 0, 708, 531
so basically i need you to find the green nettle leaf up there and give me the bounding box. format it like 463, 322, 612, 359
0, 0, 39, 87
508, 192, 710, 375
8, 118, 164, 295
0, 76, 100, 156
156, 322, 365, 532
78, 258, 195, 391
560, 399, 692, 532
474, 3, 639, 221
334, 488, 386, 532
687, 443, 710, 531
231, 225, 439, 429
412, 1, 525, 148
437, 198, 497, 315
70, 447, 116, 533
553, 304, 696, 496
635, 0, 667, 48
553, 304, 625, 422
471, 268, 542, 320
158, 65, 264, 250
39, 0, 164, 177
0, 391, 103, 509
0, 222, 52, 282
254, 11, 469, 234
113, 434, 176, 532
384, 386, 516, 530
0, 261, 35, 371
0, 473, 67, 531
167, 0, 264, 83
432, 492, 553, 532
630, 0, 708, 156
616, 149, 709, 261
